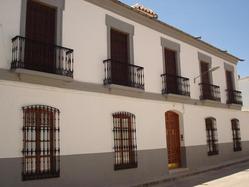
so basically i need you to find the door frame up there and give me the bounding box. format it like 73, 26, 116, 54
20, 0, 65, 46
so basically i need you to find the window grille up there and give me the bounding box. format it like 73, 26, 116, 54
112, 112, 137, 170
231, 119, 242, 152
22, 105, 60, 180
205, 118, 219, 155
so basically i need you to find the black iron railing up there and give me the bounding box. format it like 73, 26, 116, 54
199, 83, 221, 101
226, 90, 242, 105
161, 73, 190, 96
11, 36, 74, 77
103, 59, 144, 89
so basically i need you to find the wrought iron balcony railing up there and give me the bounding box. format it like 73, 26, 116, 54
226, 90, 242, 105
11, 36, 74, 77
103, 59, 144, 89
199, 83, 221, 101
161, 73, 190, 96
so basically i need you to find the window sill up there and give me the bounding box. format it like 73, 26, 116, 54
105, 84, 145, 93
13, 68, 74, 82
164, 93, 191, 99
208, 151, 219, 156
114, 162, 138, 170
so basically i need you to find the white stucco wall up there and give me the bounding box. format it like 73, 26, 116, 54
0, 0, 239, 104
1, 81, 248, 159
239, 77, 249, 111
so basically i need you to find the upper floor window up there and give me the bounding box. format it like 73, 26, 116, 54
160, 38, 190, 96
22, 105, 60, 180
205, 117, 218, 156
225, 69, 242, 105
231, 119, 242, 152
11, 0, 74, 77
103, 15, 144, 89
112, 112, 137, 170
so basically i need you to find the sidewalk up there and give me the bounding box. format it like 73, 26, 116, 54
133, 157, 249, 187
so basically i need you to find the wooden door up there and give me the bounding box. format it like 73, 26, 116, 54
165, 48, 178, 93
110, 29, 129, 86
166, 111, 181, 169
200, 61, 211, 98
25, 0, 56, 73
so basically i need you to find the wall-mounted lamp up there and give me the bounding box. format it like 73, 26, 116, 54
193, 66, 220, 83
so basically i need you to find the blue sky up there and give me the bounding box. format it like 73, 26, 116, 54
121, 0, 249, 77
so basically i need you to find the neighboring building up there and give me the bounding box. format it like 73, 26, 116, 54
0, 0, 248, 186
239, 76, 249, 111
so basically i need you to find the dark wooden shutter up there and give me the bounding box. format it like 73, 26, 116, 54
200, 62, 211, 98
165, 48, 178, 93
25, 0, 56, 73
226, 71, 234, 90
200, 62, 210, 84
110, 29, 129, 86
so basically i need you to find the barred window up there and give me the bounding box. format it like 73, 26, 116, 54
113, 112, 137, 170
205, 118, 219, 155
22, 105, 60, 180
231, 119, 242, 152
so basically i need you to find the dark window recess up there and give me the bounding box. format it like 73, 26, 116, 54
231, 119, 242, 152
161, 74, 190, 96
205, 118, 219, 156
11, 36, 74, 77
199, 83, 221, 101
11, 0, 74, 77
103, 29, 144, 89
226, 70, 242, 105
22, 105, 60, 180
199, 61, 221, 101
164, 48, 178, 94
113, 112, 137, 170
103, 59, 144, 89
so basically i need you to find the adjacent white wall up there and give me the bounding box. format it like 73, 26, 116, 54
1, 81, 248, 159
0, 0, 239, 103
239, 77, 249, 111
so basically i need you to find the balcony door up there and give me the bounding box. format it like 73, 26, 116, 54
110, 29, 129, 86
165, 48, 178, 94
25, 0, 56, 73
226, 70, 234, 102
226, 71, 234, 90
200, 61, 211, 98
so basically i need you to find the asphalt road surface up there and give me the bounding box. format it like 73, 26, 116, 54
154, 160, 249, 187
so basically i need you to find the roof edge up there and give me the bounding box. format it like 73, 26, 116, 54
85, 0, 242, 64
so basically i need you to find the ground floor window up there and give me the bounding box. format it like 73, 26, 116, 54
113, 112, 137, 170
231, 119, 242, 152
22, 105, 60, 180
205, 117, 219, 155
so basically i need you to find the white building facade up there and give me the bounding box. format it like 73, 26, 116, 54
0, 0, 248, 186
239, 76, 249, 111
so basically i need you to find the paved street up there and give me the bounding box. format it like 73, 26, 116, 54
154, 161, 249, 187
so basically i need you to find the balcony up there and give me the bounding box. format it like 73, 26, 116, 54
11, 36, 74, 78
199, 83, 221, 101
161, 73, 190, 96
103, 59, 144, 90
226, 90, 243, 105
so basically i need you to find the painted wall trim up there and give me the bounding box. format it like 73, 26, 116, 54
20, 0, 65, 45
0, 68, 242, 110
106, 14, 135, 64
161, 37, 181, 75
83, 0, 240, 64
198, 52, 213, 84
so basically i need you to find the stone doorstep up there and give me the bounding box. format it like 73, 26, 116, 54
132, 157, 249, 187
